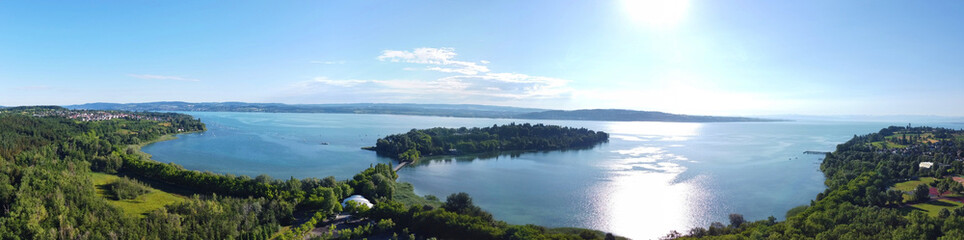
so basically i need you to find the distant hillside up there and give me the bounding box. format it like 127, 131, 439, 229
64, 102, 782, 122
757, 114, 964, 123
66, 102, 544, 118
515, 109, 781, 122
1, 105, 67, 111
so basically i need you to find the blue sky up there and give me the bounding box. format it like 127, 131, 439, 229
2, 1, 963, 116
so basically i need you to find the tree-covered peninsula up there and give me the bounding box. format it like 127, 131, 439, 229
367, 123, 610, 162
0, 106, 621, 240
670, 126, 964, 239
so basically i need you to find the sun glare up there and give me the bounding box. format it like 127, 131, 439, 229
622, 0, 690, 28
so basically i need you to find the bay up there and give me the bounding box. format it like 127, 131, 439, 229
141, 112, 956, 239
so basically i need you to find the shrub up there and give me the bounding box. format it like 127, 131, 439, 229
110, 177, 150, 200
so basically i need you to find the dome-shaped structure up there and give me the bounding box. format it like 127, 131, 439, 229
341, 195, 374, 208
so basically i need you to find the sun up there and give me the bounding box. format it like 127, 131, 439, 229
621, 0, 690, 29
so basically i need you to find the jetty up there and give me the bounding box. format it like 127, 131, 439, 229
393, 161, 409, 172
804, 151, 830, 155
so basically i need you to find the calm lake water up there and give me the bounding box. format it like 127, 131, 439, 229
142, 112, 957, 239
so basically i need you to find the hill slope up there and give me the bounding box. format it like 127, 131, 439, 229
66, 102, 543, 118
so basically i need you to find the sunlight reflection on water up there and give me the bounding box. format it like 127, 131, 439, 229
591, 121, 709, 238
593, 168, 707, 238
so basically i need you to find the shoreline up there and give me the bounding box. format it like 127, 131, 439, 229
126, 130, 202, 160
124, 122, 629, 238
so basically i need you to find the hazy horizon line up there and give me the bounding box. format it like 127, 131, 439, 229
5, 100, 964, 120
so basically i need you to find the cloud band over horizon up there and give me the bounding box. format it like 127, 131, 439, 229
282, 47, 572, 105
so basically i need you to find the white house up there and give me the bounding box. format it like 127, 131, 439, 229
920, 162, 934, 169
341, 195, 374, 208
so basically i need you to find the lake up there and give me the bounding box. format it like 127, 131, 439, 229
141, 112, 946, 239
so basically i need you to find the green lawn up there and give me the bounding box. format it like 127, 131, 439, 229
91, 172, 185, 218
887, 133, 934, 139
887, 132, 941, 144
869, 141, 908, 149
893, 177, 937, 192
954, 134, 964, 141
392, 182, 442, 208
901, 199, 964, 217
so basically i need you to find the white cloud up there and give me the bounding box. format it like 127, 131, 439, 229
287, 72, 569, 102
425, 66, 484, 75
129, 74, 199, 82
295, 77, 465, 95
377, 47, 489, 75
305, 77, 372, 87
377, 47, 455, 64
439, 73, 571, 99
280, 47, 572, 105
376, 47, 570, 99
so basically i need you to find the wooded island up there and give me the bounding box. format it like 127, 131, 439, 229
366, 123, 610, 162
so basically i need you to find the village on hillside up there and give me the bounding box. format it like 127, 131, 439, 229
867, 126, 964, 216
2, 106, 178, 122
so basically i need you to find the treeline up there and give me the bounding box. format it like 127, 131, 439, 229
371, 123, 609, 161
0, 112, 296, 239
674, 126, 964, 239
363, 193, 621, 240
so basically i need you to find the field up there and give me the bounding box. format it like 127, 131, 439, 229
887, 132, 942, 144
869, 141, 908, 149
872, 132, 947, 149
91, 172, 186, 218
901, 199, 964, 217
88, 135, 193, 217
887, 132, 934, 139
893, 177, 938, 192
893, 177, 964, 216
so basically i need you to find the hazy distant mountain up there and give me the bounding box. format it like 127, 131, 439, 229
64, 102, 781, 122
516, 109, 779, 122
66, 102, 545, 118
757, 114, 964, 123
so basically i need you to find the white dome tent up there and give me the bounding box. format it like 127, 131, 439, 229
341, 195, 374, 208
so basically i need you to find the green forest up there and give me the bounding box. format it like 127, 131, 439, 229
368, 123, 609, 162
672, 126, 964, 239
0, 106, 619, 240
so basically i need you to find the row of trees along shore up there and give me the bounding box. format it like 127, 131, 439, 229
0, 106, 620, 240
370, 123, 609, 162
671, 126, 964, 239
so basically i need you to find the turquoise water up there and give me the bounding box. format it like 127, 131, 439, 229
142, 112, 957, 239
